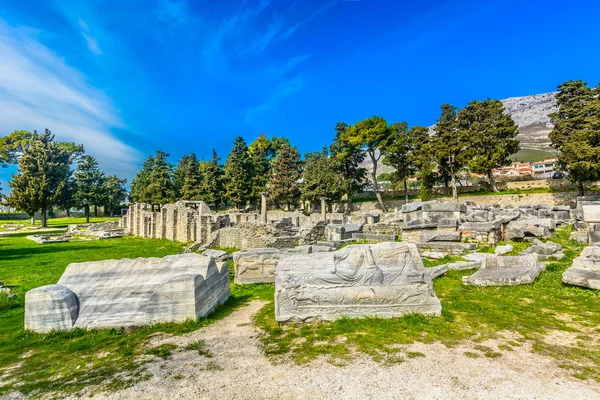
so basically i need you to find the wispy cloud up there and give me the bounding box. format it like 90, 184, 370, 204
78, 19, 102, 55
0, 19, 141, 178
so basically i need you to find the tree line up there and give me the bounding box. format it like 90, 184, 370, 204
0, 129, 127, 226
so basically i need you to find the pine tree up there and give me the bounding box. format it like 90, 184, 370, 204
104, 175, 128, 216
73, 155, 106, 223
268, 144, 301, 210
329, 122, 366, 212
130, 155, 154, 203
408, 126, 436, 201
382, 121, 414, 202
0, 130, 34, 167
301, 149, 342, 207
432, 104, 463, 201
343, 116, 392, 211
174, 153, 203, 200
56, 177, 76, 217
224, 137, 252, 209
248, 134, 272, 206
458, 99, 520, 191
146, 150, 175, 209
201, 149, 224, 210
549, 80, 600, 196
5, 129, 73, 227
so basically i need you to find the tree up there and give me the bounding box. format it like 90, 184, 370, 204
269, 143, 301, 210
56, 177, 77, 217
329, 122, 366, 212
0, 130, 34, 167
343, 116, 392, 211
224, 137, 253, 209
130, 155, 154, 203
301, 149, 342, 208
382, 121, 414, 202
104, 175, 128, 217
549, 80, 600, 196
458, 99, 520, 191
248, 134, 272, 206
5, 129, 73, 227
432, 104, 463, 201
145, 150, 175, 209
73, 155, 106, 223
174, 153, 203, 200
201, 149, 224, 210
408, 126, 436, 201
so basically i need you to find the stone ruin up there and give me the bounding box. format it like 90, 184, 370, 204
67, 221, 125, 239
462, 254, 544, 286
25, 253, 230, 333
275, 242, 442, 322
563, 246, 600, 289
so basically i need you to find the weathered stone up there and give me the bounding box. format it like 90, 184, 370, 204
422, 203, 467, 213
444, 261, 482, 270
427, 265, 448, 279
580, 202, 600, 222
415, 242, 477, 253
202, 249, 230, 261
275, 242, 442, 321
401, 201, 428, 213
351, 233, 397, 241
519, 239, 562, 259
562, 246, 600, 289
24, 254, 229, 332
459, 221, 502, 232
465, 211, 491, 222
422, 251, 447, 259
436, 218, 459, 228
504, 219, 554, 241
495, 244, 513, 255
462, 254, 544, 286
233, 248, 296, 284
420, 230, 461, 243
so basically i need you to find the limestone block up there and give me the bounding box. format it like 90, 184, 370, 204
351, 233, 397, 241
420, 230, 461, 243
422, 203, 467, 213
25, 254, 229, 332
495, 244, 513, 255
234, 248, 296, 284
462, 254, 544, 286
519, 239, 562, 259
443, 261, 482, 270
415, 242, 477, 254
275, 242, 442, 322
562, 246, 600, 289
25, 285, 79, 333
422, 251, 446, 259
581, 202, 600, 223
203, 249, 230, 261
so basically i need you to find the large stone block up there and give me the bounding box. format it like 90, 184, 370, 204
562, 246, 600, 289
422, 203, 467, 213
420, 230, 461, 243
25, 254, 229, 332
462, 254, 544, 286
233, 248, 302, 284
25, 285, 79, 333
275, 242, 442, 322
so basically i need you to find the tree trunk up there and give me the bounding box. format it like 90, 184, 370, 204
577, 179, 585, 196
109, 207, 114, 217
94, 205, 97, 217
41, 206, 47, 228
404, 179, 409, 203
488, 170, 498, 192
85, 205, 90, 223
450, 173, 458, 202
66, 209, 71, 217
346, 192, 353, 213
30, 216, 35, 226
151, 204, 155, 212
369, 151, 387, 212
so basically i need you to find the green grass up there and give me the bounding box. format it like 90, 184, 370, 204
509, 148, 556, 163
253, 227, 600, 381
0, 216, 119, 232
0, 233, 272, 398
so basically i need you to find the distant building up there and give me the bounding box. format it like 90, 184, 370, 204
531, 159, 556, 175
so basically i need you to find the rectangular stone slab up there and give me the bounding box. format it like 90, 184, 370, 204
462, 254, 543, 286
562, 246, 600, 289
275, 242, 442, 322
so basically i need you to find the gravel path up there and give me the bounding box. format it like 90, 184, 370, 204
89, 301, 600, 400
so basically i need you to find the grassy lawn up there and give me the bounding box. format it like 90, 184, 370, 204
1, 227, 600, 397
0, 216, 120, 232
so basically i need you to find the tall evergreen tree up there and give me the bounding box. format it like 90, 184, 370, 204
301, 149, 342, 207
145, 150, 175, 209
0, 130, 34, 167
343, 116, 392, 211
432, 104, 463, 201
329, 122, 366, 212
458, 99, 520, 191
5, 129, 73, 226
382, 121, 414, 202
130, 155, 154, 203
224, 137, 252, 209
73, 155, 106, 223
408, 126, 436, 201
269, 143, 301, 209
56, 177, 77, 217
248, 134, 272, 206
201, 149, 224, 210
104, 175, 128, 217
174, 153, 203, 200
549, 80, 600, 195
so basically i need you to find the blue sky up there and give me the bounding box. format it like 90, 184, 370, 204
1, 0, 600, 190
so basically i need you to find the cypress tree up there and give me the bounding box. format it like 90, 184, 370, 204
73, 155, 106, 223
248, 134, 272, 207
269, 144, 301, 210
5, 129, 72, 227
146, 150, 175, 209
130, 155, 154, 203
224, 137, 252, 209
175, 153, 203, 200
201, 149, 224, 210
104, 175, 128, 217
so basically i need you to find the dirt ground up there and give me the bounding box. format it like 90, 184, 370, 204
71, 300, 600, 400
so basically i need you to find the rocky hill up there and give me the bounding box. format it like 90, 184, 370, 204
361, 92, 558, 173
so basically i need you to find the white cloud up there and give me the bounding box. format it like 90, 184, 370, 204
78, 19, 102, 55
0, 19, 141, 179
